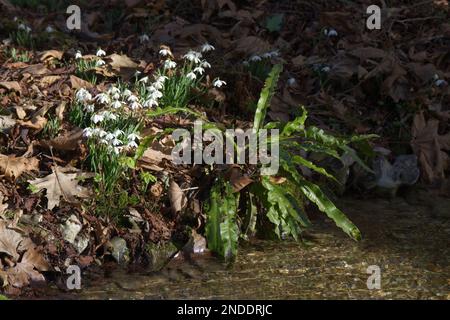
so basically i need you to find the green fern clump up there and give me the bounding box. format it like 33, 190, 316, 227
205, 64, 375, 261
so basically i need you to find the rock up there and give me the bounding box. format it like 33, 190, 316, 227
60, 214, 82, 244
108, 237, 129, 264
145, 241, 179, 272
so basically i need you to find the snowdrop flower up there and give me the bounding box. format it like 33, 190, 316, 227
164, 59, 177, 69
83, 128, 93, 138
84, 104, 95, 113
159, 48, 171, 57
113, 129, 124, 137
287, 78, 296, 86
184, 50, 202, 64
249, 55, 262, 62
139, 34, 150, 43
105, 132, 115, 141
321, 66, 330, 73
435, 79, 448, 87
108, 86, 120, 95
213, 78, 226, 88
201, 60, 211, 69
92, 114, 104, 124
75, 88, 92, 102
127, 141, 138, 149
129, 101, 141, 110
324, 28, 338, 37
111, 100, 122, 109
152, 82, 164, 90
127, 94, 138, 103
143, 99, 158, 108
127, 133, 140, 141
75, 50, 82, 59
111, 92, 121, 100
242, 60, 250, 66
45, 25, 55, 33
156, 75, 168, 83
112, 138, 122, 146
95, 59, 106, 67
18, 23, 31, 33
262, 51, 279, 59
201, 43, 215, 53
103, 111, 117, 121
194, 66, 205, 75
148, 86, 163, 99
139, 76, 149, 84
122, 89, 132, 97
134, 70, 142, 78
96, 48, 106, 57
95, 93, 110, 104
186, 72, 197, 80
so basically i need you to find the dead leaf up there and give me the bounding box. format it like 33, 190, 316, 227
70, 75, 94, 90
28, 166, 91, 210
40, 75, 61, 87
107, 53, 139, 79
0, 81, 22, 94
411, 112, 450, 183
169, 180, 187, 213
17, 115, 47, 130
21, 64, 50, 76
0, 154, 39, 180
228, 166, 253, 192
39, 50, 64, 62
38, 128, 83, 151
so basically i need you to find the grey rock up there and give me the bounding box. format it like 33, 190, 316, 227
108, 237, 129, 264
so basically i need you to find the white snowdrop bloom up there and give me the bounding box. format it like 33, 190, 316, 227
95, 59, 106, 67
127, 94, 138, 103
321, 66, 330, 73
105, 133, 115, 141
149, 88, 163, 99
200, 60, 211, 69
249, 55, 262, 62
13, 17, 18, 22
159, 48, 171, 57
84, 104, 95, 113
435, 79, 447, 87
113, 129, 124, 137
143, 99, 158, 108
263, 50, 279, 59
184, 50, 202, 64
186, 72, 197, 80
112, 138, 122, 146
75, 88, 92, 102
134, 71, 142, 78
18, 23, 31, 33
95, 93, 110, 104
201, 43, 215, 53
103, 111, 117, 121
325, 28, 338, 37
127, 133, 140, 141
92, 114, 104, 124
122, 89, 132, 97
127, 141, 138, 149
100, 138, 109, 145
139, 34, 150, 43
242, 60, 249, 66
153, 81, 164, 90
108, 86, 120, 95
156, 75, 168, 83
213, 78, 226, 88
139, 76, 149, 84
164, 59, 177, 69
96, 48, 106, 57
75, 50, 82, 59
45, 25, 55, 33
111, 92, 121, 100
194, 66, 205, 75
287, 78, 296, 86
111, 100, 122, 109
83, 128, 93, 138
129, 101, 141, 110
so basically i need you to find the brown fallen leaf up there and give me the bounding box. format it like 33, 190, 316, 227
0, 81, 22, 94
169, 180, 187, 213
411, 112, 450, 183
28, 166, 92, 210
39, 50, 64, 62
70, 75, 94, 90
40, 75, 61, 87
107, 53, 139, 79
228, 166, 253, 192
38, 128, 83, 151
21, 64, 50, 76
17, 115, 47, 130
0, 154, 39, 180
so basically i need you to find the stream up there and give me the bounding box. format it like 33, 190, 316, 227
37, 192, 450, 299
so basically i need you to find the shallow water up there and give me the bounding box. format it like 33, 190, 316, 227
42, 196, 450, 299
